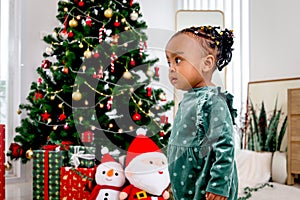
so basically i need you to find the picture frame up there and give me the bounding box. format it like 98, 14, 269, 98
243, 77, 300, 150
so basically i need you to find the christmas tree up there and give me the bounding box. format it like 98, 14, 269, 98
7, 0, 173, 163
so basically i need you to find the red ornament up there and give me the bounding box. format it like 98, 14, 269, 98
155, 66, 160, 77
64, 123, 69, 130
78, 0, 84, 7
93, 51, 100, 58
132, 112, 141, 121
62, 67, 69, 74
114, 20, 120, 27
130, 0, 133, 6
41, 111, 51, 121
130, 58, 136, 66
146, 87, 152, 97
9, 143, 24, 158
159, 131, 165, 137
33, 92, 44, 101
81, 131, 94, 143
58, 113, 67, 121
37, 77, 43, 85
160, 115, 168, 124
68, 31, 74, 38
41, 59, 52, 69
86, 16, 92, 27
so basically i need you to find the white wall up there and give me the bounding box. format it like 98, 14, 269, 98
250, 0, 300, 81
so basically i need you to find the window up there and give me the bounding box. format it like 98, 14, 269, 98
1, 0, 24, 182
177, 0, 250, 126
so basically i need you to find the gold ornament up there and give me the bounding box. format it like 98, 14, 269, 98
5, 161, 12, 171
84, 49, 92, 58
72, 90, 82, 101
17, 109, 22, 115
69, 18, 78, 28
26, 149, 34, 159
104, 8, 113, 18
79, 43, 84, 48
123, 71, 132, 79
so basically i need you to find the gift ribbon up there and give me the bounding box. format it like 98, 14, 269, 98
44, 150, 49, 200
70, 146, 95, 168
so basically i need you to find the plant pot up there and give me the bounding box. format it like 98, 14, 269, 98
271, 151, 287, 184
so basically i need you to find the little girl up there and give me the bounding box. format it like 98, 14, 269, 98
166, 26, 238, 200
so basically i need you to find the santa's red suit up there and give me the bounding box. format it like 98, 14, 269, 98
89, 185, 122, 200
121, 184, 167, 200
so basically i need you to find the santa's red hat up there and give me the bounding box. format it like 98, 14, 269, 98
125, 134, 162, 167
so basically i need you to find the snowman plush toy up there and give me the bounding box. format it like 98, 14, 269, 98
89, 148, 126, 200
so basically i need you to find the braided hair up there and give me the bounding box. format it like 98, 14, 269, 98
179, 26, 234, 71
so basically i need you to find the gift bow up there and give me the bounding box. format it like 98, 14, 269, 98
70, 146, 95, 168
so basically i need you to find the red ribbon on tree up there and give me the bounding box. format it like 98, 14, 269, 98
44, 150, 49, 200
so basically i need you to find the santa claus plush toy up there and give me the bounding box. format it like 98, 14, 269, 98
89, 148, 126, 200
119, 134, 170, 200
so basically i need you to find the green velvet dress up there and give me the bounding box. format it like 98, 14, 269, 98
167, 86, 238, 200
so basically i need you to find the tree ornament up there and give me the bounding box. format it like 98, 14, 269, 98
93, 66, 104, 79
72, 90, 82, 101
146, 69, 154, 77
26, 149, 34, 159
159, 92, 167, 101
93, 51, 100, 58
64, 7, 68, 12
111, 34, 119, 45
146, 87, 152, 97
64, 123, 69, 130
99, 26, 105, 43
86, 15, 92, 27
37, 77, 43, 86
123, 70, 132, 79
155, 66, 160, 77
110, 52, 118, 72
68, 31, 74, 38
114, 19, 121, 27
107, 96, 113, 110
58, 113, 67, 121
81, 131, 94, 143
45, 47, 54, 55
69, 18, 78, 28
79, 42, 84, 48
84, 48, 92, 58
104, 8, 113, 18
130, 0, 133, 6
130, 11, 138, 21
4, 161, 12, 171
59, 29, 68, 40
78, 0, 84, 7
41, 59, 52, 69
139, 39, 144, 58
62, 67, 69, 74
132, 112, 141, 121
129, 58, 135, 66
159, 131, 165, 137
17, 109, 22, 115
33, 91, 44, 101
160, 115, 169, 124
41, 111, 51, 121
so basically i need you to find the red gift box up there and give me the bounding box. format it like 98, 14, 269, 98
81, 131, 94, 143
60, 167, 95, 200
0, 124, 5, 200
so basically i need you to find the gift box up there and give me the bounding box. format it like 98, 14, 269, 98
69, 146, 95, 168
32, 147, 68, 200
0, 124, 5, 200
60, 167, 96, 200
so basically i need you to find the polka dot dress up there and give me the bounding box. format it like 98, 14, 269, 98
167, 86, 238, 200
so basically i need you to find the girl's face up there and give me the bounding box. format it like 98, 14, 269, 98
165, 33, 209, 91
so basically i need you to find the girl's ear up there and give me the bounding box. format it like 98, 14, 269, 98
202, 55, 215, 72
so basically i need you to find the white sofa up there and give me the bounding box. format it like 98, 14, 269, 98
236, 149, 300, 200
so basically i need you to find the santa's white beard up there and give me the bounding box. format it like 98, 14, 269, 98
126, 167, 170, 196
